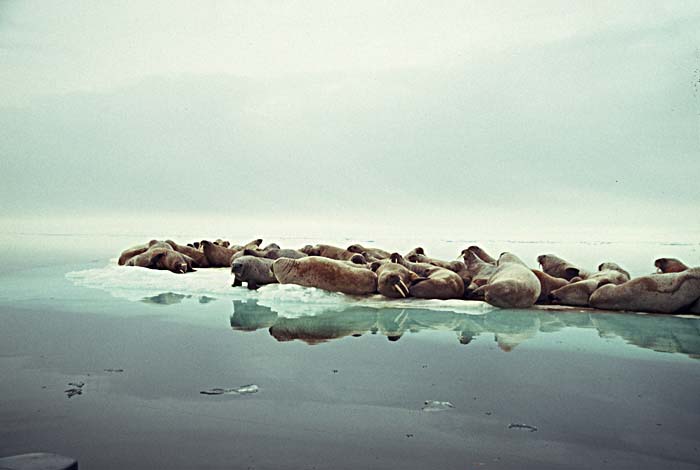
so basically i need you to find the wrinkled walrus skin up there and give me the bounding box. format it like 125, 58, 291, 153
537, 254, 590, 281
390, 253, 464, 300
589, 268, 700, 314
549, 266, 630, 307
272, 256, 377, 296
479, 253, 541, 309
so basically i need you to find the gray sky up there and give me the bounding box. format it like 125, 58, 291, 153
1, 1, 699, 237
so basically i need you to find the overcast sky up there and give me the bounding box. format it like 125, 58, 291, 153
1, 1, 699, 237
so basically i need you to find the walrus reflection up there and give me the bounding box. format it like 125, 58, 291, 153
590, 312, 700, 358
227, 301, 700, 358
268, 308, 377, 344
141, 292, 190, 305
230, 300, 278, 332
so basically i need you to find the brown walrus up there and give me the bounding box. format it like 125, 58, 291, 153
531, 270, 569, 304
240, 247, 308, 260
460, 246, 496, 265
461, 250, 498, 299
272, 256, 377, 296
589, 268, 700, 314
125, 246, 195, 274
165, 240, 209, 268
406, 251, 471, 286
654, 258, 689, 274
118, 239, 166, 265
347, 244, 391, 260
371, 261, 419, 298
300, 244, 365, 263
201, 240, 238, 267
537, 254, 591, 281
231, 256, 277, 290
214, 239, 230, 248
476, 253, 540, 309
390, 253, 464, 300
549, 264, 630, 307
227, 238, 264, 252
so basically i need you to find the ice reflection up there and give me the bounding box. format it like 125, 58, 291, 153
230, 300, 700, 358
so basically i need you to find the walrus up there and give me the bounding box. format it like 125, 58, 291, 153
165, 240, 209, 268
240, 247, 308, 260
125, 246, 194, 274
598, 262, 631, 280
371, 261, 419, 298
201, 240, 238, 267
155, 249, 197, 273
461, 250, 498, 299
390, 253, 464, 300
460, 246, 496, 265
347, 244, 391, 260
531, 269, 569, 303
476, 253, 540, 309
227, 238, 264, 252
654, 258, 689, 274
300, 244, 365, 263
272, 256, 377, 296
589, 268, 700, 314
537, 254, 591, 281
125, 247, 169, 269
406, 251, 471, 284
214, 239, 230, 248
549, 265, 630, 307
118, 239, 168, 265
231, 256, 277, 290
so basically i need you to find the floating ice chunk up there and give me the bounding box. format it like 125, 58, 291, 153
200, 384, 259, 395
421, 400, 455, 412
67, 264, 496, 316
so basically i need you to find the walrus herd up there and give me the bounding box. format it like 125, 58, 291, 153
117, 240, 700, 315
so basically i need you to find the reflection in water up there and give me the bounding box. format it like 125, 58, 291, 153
142, 292, 190, 305
142, 292, 217, 305
230, 301, 700, 358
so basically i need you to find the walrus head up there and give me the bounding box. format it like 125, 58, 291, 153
406, 247, 425, 258
300, 245, 320, 256
347, 244, 364, 254
348, 253, 367, 265
654, 257, 688, 273
385, 273, 409, 298
390, 252, 404, 264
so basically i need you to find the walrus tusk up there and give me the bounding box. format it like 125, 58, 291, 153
399, 280, 409, 296
394, 284, 407, 298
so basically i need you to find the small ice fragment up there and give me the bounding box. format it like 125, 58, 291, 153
508, 423, 538, 432
234, 384, 259, 394
200, 384, 259, 395
421, 400, 455, 412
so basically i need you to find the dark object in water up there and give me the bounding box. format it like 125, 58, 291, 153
508, 423, 538, 432
200, 384, 259, 395
64, 381, 85, 398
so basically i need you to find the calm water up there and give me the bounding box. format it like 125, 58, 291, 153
1, 233, 699, 469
